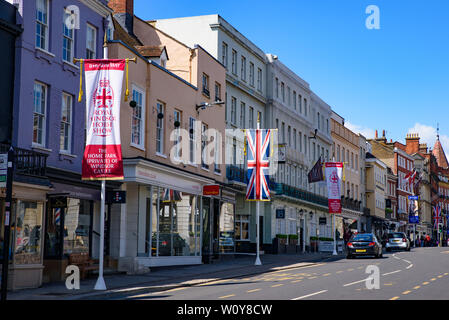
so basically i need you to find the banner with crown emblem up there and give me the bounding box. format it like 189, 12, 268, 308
325, 162, 343, 214
82, 59, 125, 180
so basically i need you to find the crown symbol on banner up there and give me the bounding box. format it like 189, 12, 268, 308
99, 80, 110, 87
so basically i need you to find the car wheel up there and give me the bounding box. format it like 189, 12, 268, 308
386, 248, 391, 252
346, 254, 353, 259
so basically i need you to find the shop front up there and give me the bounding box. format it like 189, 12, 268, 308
43, 181, 104, 283
120, 158, 235, 272
0, 182, 50, 290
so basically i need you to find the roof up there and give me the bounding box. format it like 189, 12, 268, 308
134, 45, 168, 59
432, 138, 449, 169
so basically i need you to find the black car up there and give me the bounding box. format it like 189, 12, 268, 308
347, 233, 383, 259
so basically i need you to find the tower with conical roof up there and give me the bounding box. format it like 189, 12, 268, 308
432, 124, 449, 169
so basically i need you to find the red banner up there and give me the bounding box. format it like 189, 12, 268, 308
82, 59, 125, 180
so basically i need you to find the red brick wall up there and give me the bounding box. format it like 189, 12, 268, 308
108, 0, 133, 15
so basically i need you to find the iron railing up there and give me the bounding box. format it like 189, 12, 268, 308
0, 143, 48, 177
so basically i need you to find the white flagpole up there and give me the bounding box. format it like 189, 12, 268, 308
332, 157, 337, 255
94, 34, 108, 291
255, 119, 262, 266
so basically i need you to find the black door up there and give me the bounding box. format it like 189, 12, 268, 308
259, 215, 263, 252
201, 198, 211, 263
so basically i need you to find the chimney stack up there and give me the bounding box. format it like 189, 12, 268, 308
375, 130, 378, 139
405, 133, 420, 154
108, 0, 134, 34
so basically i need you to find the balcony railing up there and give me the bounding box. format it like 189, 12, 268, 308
0, 143, 48, 177
226, 165, 246, 184
273, 182, 328, 207
341, 197, 361, 211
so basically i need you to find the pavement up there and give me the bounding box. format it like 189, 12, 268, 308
6, 251, 345, 300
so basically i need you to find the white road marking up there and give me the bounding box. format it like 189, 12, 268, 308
292, 290, 328, 300
402, 260, 412, 264
343, 278, 370, 287
406, 264, 413, 269
382, 270, 402, 276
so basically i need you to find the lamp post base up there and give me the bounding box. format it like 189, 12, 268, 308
255, 256, 262, 266
94, 275, 107, 291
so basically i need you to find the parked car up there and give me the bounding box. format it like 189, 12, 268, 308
385, 232, 410, 252
346, 233, 383, 259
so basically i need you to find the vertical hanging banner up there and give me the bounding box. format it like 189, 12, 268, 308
82, 59, 125, 180
325, 162, 343, 214
246, 129, 272, 201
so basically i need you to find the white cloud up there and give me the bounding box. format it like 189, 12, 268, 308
407, 123, 449, 154
344, 121, 376, 139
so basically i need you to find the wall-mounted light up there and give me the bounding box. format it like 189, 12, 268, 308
129, 100, 137, 108
196, 100, 225, 113
157, 113, 164, 119
174, 120, 180, 128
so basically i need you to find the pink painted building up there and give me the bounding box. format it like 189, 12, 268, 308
106, 2, 235, 272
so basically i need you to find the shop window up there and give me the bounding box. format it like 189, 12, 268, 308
13, 201, 44, 265
235, 215, 249, 241
64, 199, 92, 255
219, 202, 235, 252
147, 187, 200, 257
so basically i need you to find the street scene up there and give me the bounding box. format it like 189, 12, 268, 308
0, 0, 448, 307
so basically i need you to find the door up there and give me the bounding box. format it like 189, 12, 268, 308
259, 215, 263, 252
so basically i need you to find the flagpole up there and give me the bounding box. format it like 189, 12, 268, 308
94, 33, 108, 291
255, 118, 262, 266
332, 157, 337, 255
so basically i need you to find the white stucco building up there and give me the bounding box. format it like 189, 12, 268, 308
153, 15, 270, 254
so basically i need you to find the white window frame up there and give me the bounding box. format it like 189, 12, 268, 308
222, 42, 228, 69
240, 102, 246, 128
60, 92, 73, 153
33, 82, 47, 147
156, 101, 165, 154
236, 215, 250, 241
173, 109, 182, 160
232, 49, 237, 75
36, 0, 49, 51
230, 96, 237, 125
63, 11, 75, 63
189, 117, 196, 165
241, 55, 246, 81
86, 23, 97, 59
131, 84, 145, 149
249, 62, 254, 87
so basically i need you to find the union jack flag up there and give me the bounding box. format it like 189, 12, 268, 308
246, 129, 272, 201
434, 204, 442, 228
162, 189, 182, 202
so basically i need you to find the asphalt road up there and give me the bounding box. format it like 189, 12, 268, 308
111, 247, 449, 300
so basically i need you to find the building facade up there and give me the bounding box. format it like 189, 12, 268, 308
331, 112, 365, 237
265, 54, 329, 252
2, 0, 113, 289
107, 2, 235, 272
151, 14, 271, 254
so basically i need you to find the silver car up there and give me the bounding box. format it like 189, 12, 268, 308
385, 232, 410, 252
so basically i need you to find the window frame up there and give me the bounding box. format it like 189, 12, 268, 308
33, 81, 47, 147
63, 11, 75, 63
60, 92, 73, 153
156, 101, 165, 154
35, 0, 49, 51
86, 23, 97, 59
131, 84, 145, 149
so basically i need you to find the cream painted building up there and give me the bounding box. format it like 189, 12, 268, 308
331, 111, 365, 235
365, 153, 387, 238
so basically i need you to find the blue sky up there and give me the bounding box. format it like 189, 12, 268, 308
135, 0, 449, 151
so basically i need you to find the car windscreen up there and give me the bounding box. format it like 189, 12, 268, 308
351, 234, 373, 242
388, 233, 404, 239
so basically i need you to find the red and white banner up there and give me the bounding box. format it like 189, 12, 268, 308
325, 162, 343, 214
82, 59, 125, 180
